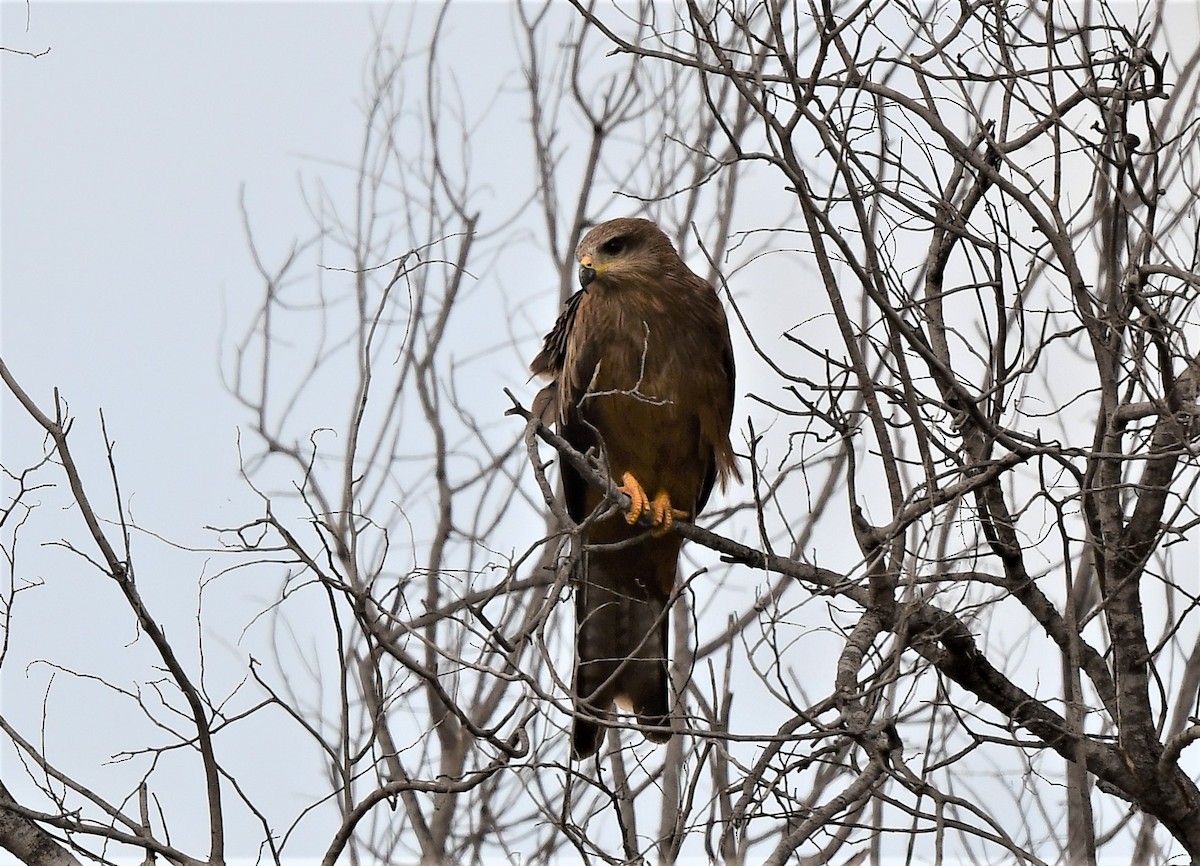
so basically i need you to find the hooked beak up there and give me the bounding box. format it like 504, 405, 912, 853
578, 265, 597, 289
578, 255, 597, 290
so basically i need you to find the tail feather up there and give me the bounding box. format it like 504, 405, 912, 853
572, 540, 675, 759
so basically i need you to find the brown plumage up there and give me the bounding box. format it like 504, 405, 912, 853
530, 217, 740, 758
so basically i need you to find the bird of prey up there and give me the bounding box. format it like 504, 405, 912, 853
530, 217, 740, 758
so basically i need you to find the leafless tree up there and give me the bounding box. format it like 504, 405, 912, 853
4, 1, 1200, 864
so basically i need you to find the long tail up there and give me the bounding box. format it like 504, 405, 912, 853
572, 537, 677, 759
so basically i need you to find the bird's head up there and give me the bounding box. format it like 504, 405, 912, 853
576, 218, 676, 291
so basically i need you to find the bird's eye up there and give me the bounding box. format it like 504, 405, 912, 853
600, 236, 627, 256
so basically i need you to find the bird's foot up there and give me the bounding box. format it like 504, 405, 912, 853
618, 472, 651, 524
649, 490, 689, 537
618, 472, 688, 537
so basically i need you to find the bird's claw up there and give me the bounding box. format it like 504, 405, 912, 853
649, 490, 689, 537
619, 472, 688, 537
619, 472, 651, 524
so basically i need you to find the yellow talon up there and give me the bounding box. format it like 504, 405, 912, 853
618, 473, 688, 535
618, 472, 651, 525
649, 490, 689, 537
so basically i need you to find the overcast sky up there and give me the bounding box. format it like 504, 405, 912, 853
4, 2, 377, 525
5, 3, 1200, 863
2, 3, 461, 857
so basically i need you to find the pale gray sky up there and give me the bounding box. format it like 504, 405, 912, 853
4, 3, 1200, 864
4, 2, 374, 527
2, 3, 421, 856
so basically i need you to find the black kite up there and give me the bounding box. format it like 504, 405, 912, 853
531, 217, 740, 758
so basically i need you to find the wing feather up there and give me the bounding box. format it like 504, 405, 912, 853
529, 289, 587, 380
